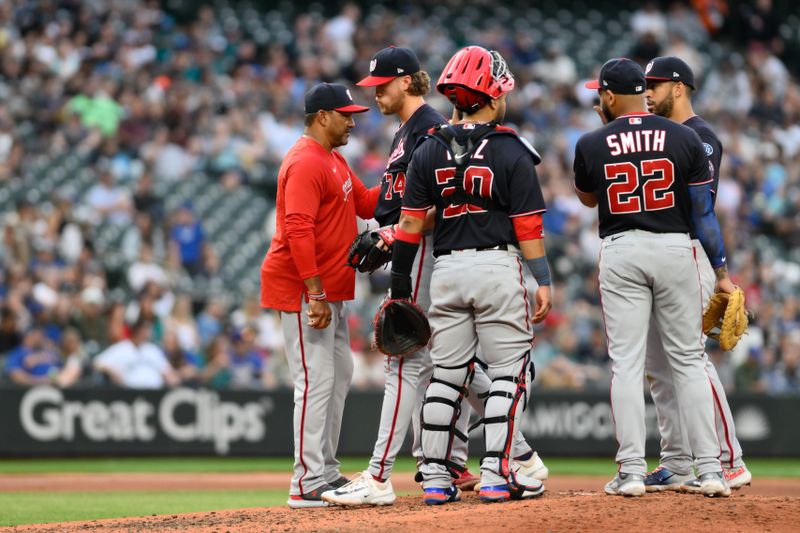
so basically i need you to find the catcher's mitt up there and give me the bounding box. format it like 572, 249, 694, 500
346, 227, 395, 273
703, 288, 748, 351
374, 298, 431, 356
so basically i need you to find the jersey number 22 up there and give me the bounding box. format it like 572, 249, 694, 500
604, 158, 675, 214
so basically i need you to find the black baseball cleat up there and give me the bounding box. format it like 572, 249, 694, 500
287, 484, 333, 509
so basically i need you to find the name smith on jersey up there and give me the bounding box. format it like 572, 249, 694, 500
606, 129, 666, 155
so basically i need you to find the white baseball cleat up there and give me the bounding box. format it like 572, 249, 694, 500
604, 473, 646, 497
699, 471, 732, 498
321, 471, 397, 506
724, 465, 752, 490
474, 452, 549, 492
514, 452, 549, 481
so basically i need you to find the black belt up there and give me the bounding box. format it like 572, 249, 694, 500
433, 244, 508, 258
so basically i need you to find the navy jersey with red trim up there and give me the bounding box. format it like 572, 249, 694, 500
403, 124, 546, 253
374, 103, 447, 227
573, 112, 710, 238
683, 115, 722, 203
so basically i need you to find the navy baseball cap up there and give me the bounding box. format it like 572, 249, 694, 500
585, 58, 646, 95
304, 82, 369, 114
645, 56, 696, 90
357, 46, 421, 87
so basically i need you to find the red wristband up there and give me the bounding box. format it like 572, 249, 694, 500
395, 228, 422, 244
307, 290, 326, 301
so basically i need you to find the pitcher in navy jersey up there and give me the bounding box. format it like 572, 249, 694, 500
641, 56, 751, 493
390, 46, 553, 505
573, 58, 733, 498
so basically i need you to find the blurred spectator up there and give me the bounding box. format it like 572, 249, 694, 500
165, 294, 200, 353
162, 330, 201, 386
197, 297, 226, 348
229, 327, 266, 389
84, 166, 133, 225
4, 328, 61, 385
735, 349, 769, 393
94, 318, 178, 389
70, 286, 109, 348
127, 244, 168, 292
55, 327, 86, 387
169, 203, 206, 276
199, 334, 232, 389
699, 55, 752, 115
531, 44, 577, 87
0, 307, 23, 356
631, 1, 668, 41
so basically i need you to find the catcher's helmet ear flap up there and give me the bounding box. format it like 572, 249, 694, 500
437, 46, 515, 112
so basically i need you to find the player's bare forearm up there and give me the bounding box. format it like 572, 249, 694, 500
398, 212, 425, 235
518, 238, 546, 260
302, 275, 324, 294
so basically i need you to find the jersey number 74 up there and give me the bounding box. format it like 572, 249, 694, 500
604, 158, 675, 214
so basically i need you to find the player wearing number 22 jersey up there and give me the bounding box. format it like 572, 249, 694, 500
572, 58, 729, 498
573, 112, 711, 235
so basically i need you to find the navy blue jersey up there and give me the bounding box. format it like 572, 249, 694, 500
374, 104, 447, 227
683, 115, 722, 203
574, 112, 710, 238
403, 124, 546, 253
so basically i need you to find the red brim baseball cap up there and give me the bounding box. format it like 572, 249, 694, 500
334, 103, 370, 112
357, 75, 399, 87
357, 46, 420, 87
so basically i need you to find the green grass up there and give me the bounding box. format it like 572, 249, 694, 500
1, 456, 799, 477
0, 490, 286, 527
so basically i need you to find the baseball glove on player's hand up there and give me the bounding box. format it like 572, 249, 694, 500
703, 288, 748, 351
374, 298, 431, 356
346, 227, 396, 273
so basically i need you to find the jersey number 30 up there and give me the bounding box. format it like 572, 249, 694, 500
605, 158, 675, 214
435, 166, 494, 218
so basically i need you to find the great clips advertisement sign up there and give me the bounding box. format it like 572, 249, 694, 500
0, 387, 797, 456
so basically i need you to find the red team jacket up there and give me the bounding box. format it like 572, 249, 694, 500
260, 136, 379, 312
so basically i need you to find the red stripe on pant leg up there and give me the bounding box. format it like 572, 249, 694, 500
377, 357, 405, 480
296, 314, 310, 494
709, 375, 734, 468
413, 237, 426, 302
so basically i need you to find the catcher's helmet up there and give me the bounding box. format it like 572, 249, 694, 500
437, 46, 514, 112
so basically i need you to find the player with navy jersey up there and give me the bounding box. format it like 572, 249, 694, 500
573, 58, 733, 498
390, 46, 553, 505
642, 56, 751, 493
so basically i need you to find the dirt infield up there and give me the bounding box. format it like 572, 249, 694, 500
3, 473, 800, 532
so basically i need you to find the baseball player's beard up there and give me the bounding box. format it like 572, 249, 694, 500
600, 101, 615, 123
652, 93, 675, 119
377, 96, 402, 116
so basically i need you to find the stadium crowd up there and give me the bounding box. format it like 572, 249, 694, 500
0, 0, 798, 394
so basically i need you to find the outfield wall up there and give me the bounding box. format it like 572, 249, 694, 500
0, 387, 796, 457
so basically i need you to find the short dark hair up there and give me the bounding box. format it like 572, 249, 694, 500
408, 71, 431, 96
304, 112, 318, 127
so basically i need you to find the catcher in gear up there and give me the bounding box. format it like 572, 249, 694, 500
390, 46, 552, 505
641, 56, 751, 495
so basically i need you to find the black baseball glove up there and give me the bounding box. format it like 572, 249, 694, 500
373, 298, 432, 356
346, 226, 396, 273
